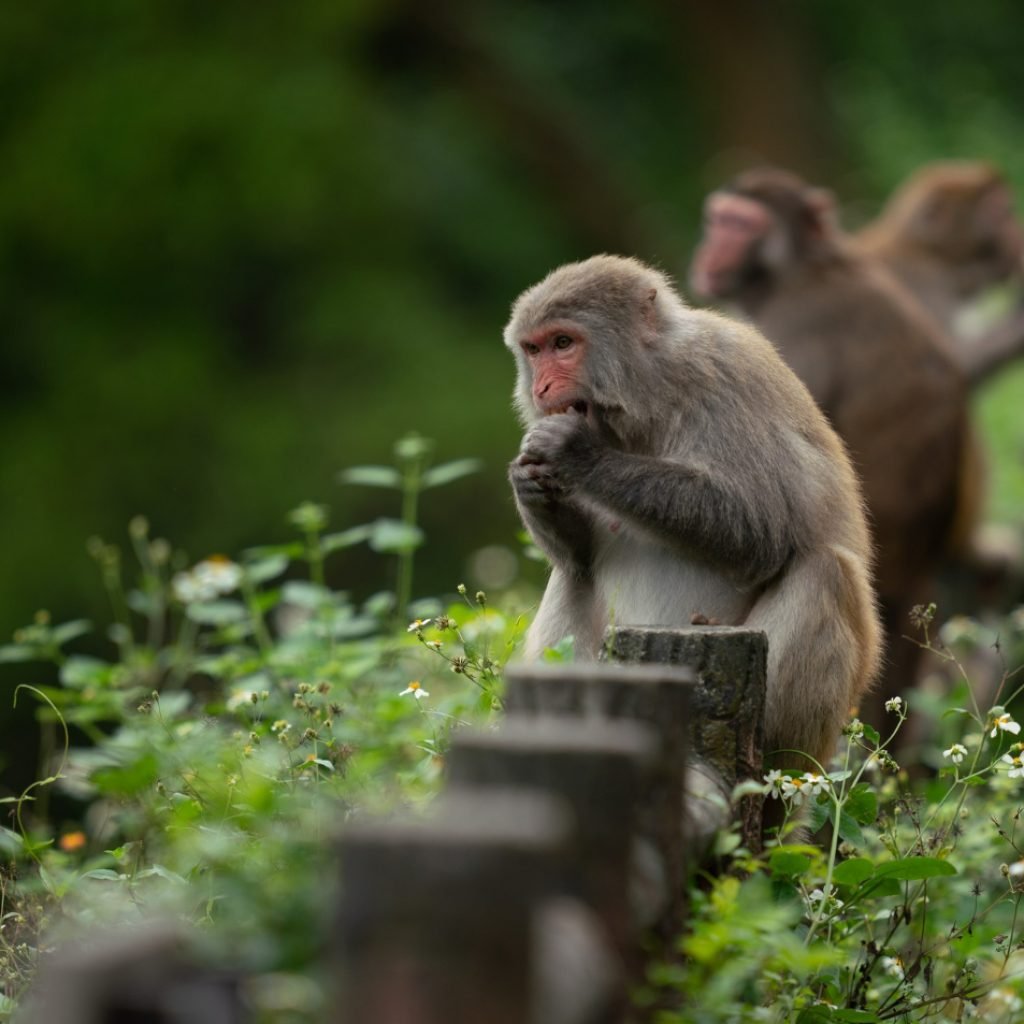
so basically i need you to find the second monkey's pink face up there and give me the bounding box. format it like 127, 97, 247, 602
690, 192, 773, 298
520, 322, 590, 416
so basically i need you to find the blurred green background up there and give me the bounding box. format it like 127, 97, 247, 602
2, 1, 1024, 757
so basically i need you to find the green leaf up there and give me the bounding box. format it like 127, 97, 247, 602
185, 600, 249, 626
91, 753, 160, 796
542, 635, 576, 662
51, 619, 92, 645
282, 581, 333, 609
836, 811, 866, 847
796, 1009, 834, 1024
862, 724, 880, 745
0, 644, 36, 663
421, 458, 482, 489
846, 783, 878, 825
941, 707, 974, 718
769, 849, 812, 877
60, 655, 111, 689
874, 856, 956, 881
363, 591, 396, 617
243, 542, 304, 560
369, 519, 424, 554
833, 1012, 879, 1022
0, 826, 24, 856
321, 525, 374, 554
138, 864, 188, 885
82, 869, 124, 881
832, 857, 874, 887
338, 465, 402, 488
806, 800, 831, 834
244, 553, 289, 585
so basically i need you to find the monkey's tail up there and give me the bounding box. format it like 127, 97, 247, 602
744, 546, 882, 769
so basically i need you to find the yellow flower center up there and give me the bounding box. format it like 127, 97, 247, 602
409, 681, 421, 690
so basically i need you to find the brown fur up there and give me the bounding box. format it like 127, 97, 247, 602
692, 168, 970, 724
505, 255, 881, 767
854, 161, 1023, 331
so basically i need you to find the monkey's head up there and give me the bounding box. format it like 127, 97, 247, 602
878, 161, 1024, 295
690, 167, 841, 302
504, 254, 679, 430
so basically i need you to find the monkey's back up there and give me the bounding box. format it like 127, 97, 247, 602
751, 257, 968, 597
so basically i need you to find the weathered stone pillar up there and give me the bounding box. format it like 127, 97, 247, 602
334, 789, 595, 1024
602, 625, 768, 852
17, 923, 243, 1024
504, 661, 694, 934
447, 716, 655, 967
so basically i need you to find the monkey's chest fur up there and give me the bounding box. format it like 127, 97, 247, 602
587, 521, 754, 656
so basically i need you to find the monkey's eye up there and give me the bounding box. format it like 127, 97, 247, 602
523, 342, 541, 356
552, 334, 574, 350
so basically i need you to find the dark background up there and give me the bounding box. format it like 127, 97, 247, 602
3, 1, 1024, 782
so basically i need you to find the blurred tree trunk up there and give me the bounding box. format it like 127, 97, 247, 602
661, 0, 842, 180
369, 0, 663, 257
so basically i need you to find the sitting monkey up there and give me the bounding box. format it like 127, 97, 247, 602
505, 254, 881, 769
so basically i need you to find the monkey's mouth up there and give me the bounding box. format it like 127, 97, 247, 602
547, 400, 589, 416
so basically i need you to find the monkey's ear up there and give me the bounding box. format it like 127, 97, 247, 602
905, 194, 954, 246
804, 187, 838, 239
640, 287, 661, 338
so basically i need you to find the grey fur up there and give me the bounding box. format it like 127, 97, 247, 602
506, 255, 882, 767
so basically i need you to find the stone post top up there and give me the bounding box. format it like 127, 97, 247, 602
454, 717, 658, 760
340, 787, 572, 852
505, 660, 698, 687
605, 625, 768, 642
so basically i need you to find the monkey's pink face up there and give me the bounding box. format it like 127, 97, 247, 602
690, 192, 773, 298
519, 322, 590, 416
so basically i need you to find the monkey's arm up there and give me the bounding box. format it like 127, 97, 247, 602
510, 453, 596, 581
523, 413, 799, 589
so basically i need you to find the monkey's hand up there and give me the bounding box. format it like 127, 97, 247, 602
518, 409, 598, 479
510, 413, 597, 579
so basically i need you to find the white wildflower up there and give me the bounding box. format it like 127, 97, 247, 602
193, 556, 243, 595
988, 987, 1024, 1013
885, 696, 904, 713
781, 775, 809, 805
400, 681, 430, 700
807, 887, 844, 916
880, 955, 905, 981
171, 569, 218, 604
1001, 753, 1024, 779
801, 772, 829, 797
942, 743, 968, 765
406, 618, 433, 633
763, 769, 785, 799
990, 707, 1021, 737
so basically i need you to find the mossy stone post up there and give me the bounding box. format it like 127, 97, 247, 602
447, 716, 656, 970
504, 662, 694, 935
602, 625, 768, 853
334, 790, 573, 1024
17, 924, 243, 1024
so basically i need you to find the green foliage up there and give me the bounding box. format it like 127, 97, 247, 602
0, 441, 523, 1020
643, 611, 1024, 1022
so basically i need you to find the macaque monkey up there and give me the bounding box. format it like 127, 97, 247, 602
854, 161, 1024, 385
691, 168, 971, 720
505, 255, 881, 767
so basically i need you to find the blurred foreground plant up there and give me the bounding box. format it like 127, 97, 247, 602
0, 438, 520, 1021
